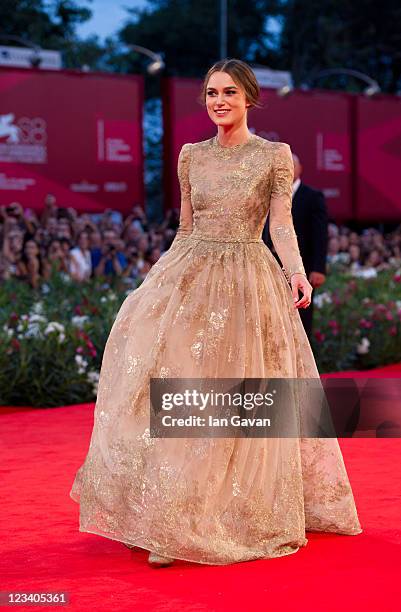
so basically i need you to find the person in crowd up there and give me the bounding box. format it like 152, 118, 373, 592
19, 239, 42, 288
0, 253, 10, 282
137, 259, 152, 281
363, 248, 392, 272
348, 244, 363, 273
389, 245, 401, 267
91, 229, 128, 277
327, 236, 350, 265
42, 238, 69, 280
2, 229, 25, 279
69, 230, 92, 282
122, 244, 141, 281
88, 228, 103, 250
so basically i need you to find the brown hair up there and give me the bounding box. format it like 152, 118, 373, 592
198, 58, 263, 109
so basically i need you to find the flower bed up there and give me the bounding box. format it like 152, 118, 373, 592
0, 271, 139, 407
310, 264, 401, 371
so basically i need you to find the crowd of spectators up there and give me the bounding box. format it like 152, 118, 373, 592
1, 194, 401, 288
0, 195, 181, 288
326, 222, 401, 277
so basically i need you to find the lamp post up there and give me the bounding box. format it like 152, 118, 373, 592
220, 0, 227, 59
126, 44, 165, 75
302, 68, 381, 97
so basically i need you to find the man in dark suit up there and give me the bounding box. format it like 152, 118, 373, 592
262, 152, 328, 340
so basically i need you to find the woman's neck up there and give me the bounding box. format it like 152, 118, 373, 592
216, 123, 251, 147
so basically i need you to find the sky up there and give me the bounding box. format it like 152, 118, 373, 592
76, 0, 148, 40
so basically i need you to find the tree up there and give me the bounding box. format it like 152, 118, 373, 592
112, 0, 283, 78
280, 0, 401, 93
0, 0, 106, 70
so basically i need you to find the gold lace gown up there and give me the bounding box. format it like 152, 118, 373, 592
70, 133, 362, 564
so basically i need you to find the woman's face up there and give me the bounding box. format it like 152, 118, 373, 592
57, 220, 71, 239
78, 232, 89, 250
368, 250, 381, 266
137, 236, 149, 252
328, 237, 340, 253
8, 232, 23, 253
24, 240, 39, 258
349, 232, 359, 245
46, 217, 58, 234
205, 71, 249, 128
61, 241, 70, 255
149, 248, 161, 264
48, 241, 63, 260
349, 244, 360, 260
89, 231, 102, 248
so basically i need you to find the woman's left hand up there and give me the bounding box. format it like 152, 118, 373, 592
291, 273, 313, 309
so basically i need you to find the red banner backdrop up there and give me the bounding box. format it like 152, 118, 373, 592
162, 77, 353, 221
0, 67, 144, 214
356, 95, 401, 221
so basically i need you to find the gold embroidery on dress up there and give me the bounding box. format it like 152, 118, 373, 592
70, 133, 361, 566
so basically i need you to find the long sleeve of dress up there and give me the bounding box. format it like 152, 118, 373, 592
173, 143, 193, 244
269, 143, 306, 282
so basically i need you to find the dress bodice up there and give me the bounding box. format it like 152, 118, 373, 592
174, 133, 306, 280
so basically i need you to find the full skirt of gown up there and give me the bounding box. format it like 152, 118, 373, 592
70, 235, 362, 565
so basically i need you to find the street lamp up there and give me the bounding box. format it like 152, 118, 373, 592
126, 44, 165, 75
302, 68, 381, 97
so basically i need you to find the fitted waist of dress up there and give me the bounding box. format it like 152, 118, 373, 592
188, 233, 264, 244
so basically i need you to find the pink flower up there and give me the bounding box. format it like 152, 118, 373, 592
76, 346, 84, 354
359, 318, 373, 329
11, 338, 20, 351
393, 274, 401, 283
314, 330, 326, 342
385, 311, 394, 321
389, 326, 397, 336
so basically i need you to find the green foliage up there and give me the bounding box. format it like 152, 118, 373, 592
1, 0, 92, 42
115, 0, 282, 77
311, 266, 401, 372
281, 0, 401, 92
0, 271, 141, 407
0, 0, 106, 70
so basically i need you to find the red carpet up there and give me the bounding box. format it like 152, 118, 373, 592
1, 365, 401, 611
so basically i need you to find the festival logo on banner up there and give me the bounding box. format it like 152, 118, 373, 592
0, 69, 144, 212
0, 112, 47, 164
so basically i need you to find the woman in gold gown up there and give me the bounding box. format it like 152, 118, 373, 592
70, 59, 362, 567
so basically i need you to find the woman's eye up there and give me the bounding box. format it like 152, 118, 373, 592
207, 91, 235, 96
